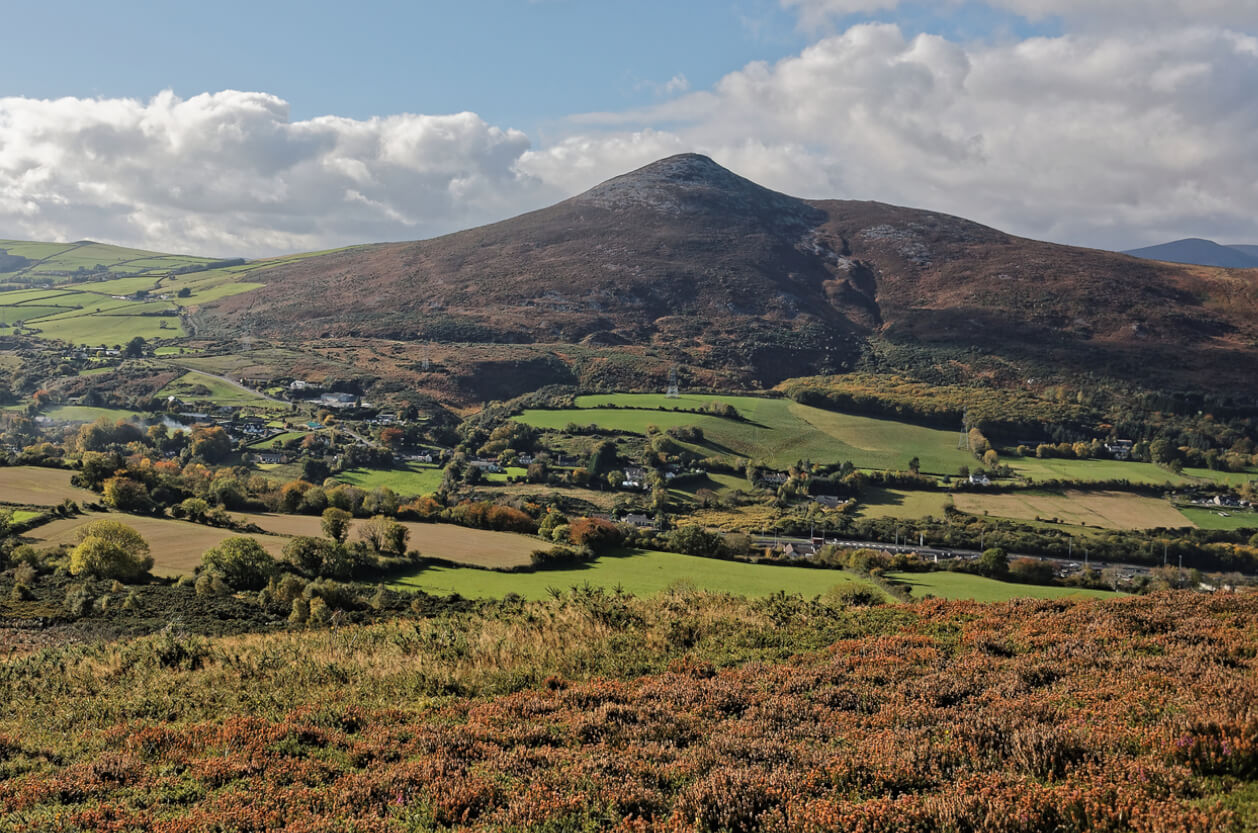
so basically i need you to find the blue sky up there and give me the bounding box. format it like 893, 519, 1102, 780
5, 1, 803, 128
0, 1, 1255, 255
2, 1, 1060, 129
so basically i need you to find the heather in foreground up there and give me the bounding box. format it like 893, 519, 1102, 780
2, 590, 1256, 832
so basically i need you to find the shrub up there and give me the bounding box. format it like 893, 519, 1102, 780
69, 520, 153, 581
321, 507, 352, 544
569, 517, 624, 552
201, 537, 278, 591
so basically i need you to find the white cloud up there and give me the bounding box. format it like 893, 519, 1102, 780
523, 23, 1258, 249
780, 0, 1258, 31
0, 90, 548, 255
1, 19, 1256, 257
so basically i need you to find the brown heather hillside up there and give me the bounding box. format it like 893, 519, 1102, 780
200, 154, 1258, 395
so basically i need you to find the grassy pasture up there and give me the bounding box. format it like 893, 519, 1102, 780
0, 288, 80, 304
158, 370, 279, 408
43, 405, 143, 423
66, 275, 164, 295
952, 489, 1192, 530
30, 312, 184, 343
483, 466, 528, 484
1009, 456, 1191, 486
393, 549, 882, 600
1176, 506, 1258, 531
857, 488, 953, 520
177, 280, 264, 303
0, 240, 78, 260
519, 393, 976, 473
0, 466, 99, 506
0, 238, 214, 274
27, 512, 287, 578
238, 513, 539, 569
1181, 467, 1258, 487
0, 305, 65, 324
886, 570, 1120, 602
248, 430, 311, 450
335, 463, 444, 496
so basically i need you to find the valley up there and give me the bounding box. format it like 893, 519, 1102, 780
2, 154, 1258, 833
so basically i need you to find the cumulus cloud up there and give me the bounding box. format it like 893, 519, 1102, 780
0, 90, 552, 255
2, 19, 1256, 256
780, 0, 1258, 31
524, 23, 1258, 249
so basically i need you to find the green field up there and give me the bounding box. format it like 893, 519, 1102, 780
857, 488, 953, 520
0, 238, 287, 345
393, 549, 882, 600
1176, 506, 1258, 531
0, 305, 68, 324
483, 466, 528, 484
158, 370, 283, 409
29, 312, 184, 344
1007, 456, 1193, 486
249, 430, 312, 450
10, 510, 43, 524
0, 239, 218, 286
43, 405, 142, 423
1182, 467, 1258, 487
670, 472, 752, 500
335, 463, 444, 496
886, 570, 1120, 602
519, 393, 977, 473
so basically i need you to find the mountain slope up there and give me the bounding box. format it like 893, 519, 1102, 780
198, 154, 1258, 394
1123, 238, 1258, 269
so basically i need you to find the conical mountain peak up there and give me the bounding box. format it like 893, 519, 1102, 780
574, 153, 822, 228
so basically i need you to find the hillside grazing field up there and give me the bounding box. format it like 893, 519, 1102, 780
1008, 456, 1192, 486
26, 512, 288, 577
393, 549, 881, 599
952, 489, 1192, 530
857, 487, 952, 520
28, 310, 184, 343
0, 466, 99, 505
1176, 506, 1258, 531
42, 405, 143, 423
239, 513, 538, 569
335, 463, 445, 496
886, 569, 1121, 602
157, 370, 283, 409
0, 237, 301, 345
1182, 466, 1258, 487
519, 393, 977, 473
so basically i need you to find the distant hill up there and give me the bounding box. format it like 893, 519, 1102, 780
191, 154, 1258, 398
0, 238, 222, 285
1123, 238, 1258, 269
